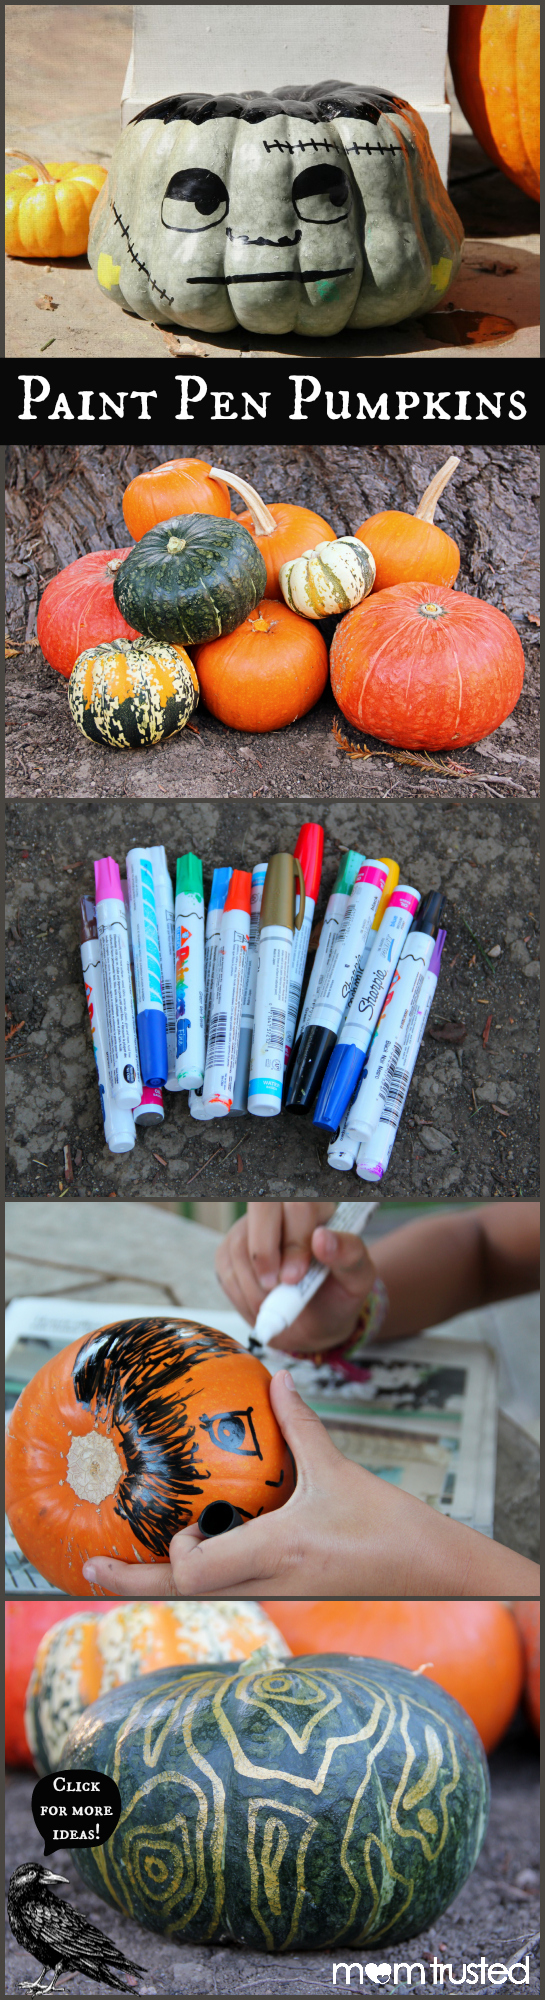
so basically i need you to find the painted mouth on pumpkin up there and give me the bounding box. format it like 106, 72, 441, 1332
226, 227, 303, 247
188, 265, 356, 284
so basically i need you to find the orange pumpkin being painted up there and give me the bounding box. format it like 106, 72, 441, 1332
5, 1316, 294, 1596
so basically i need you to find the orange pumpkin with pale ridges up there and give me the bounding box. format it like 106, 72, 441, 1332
260, 1599, 524, 1754
194, 598, 328, 733
5, 1316, 294, 1596
209, 467, 336, 600
330, 582, 525, 751
449, 5, 540, 202
122, 458, 231, 539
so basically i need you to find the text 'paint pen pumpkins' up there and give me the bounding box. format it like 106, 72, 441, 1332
113, 515, 267, 646
68, 637, 199, 750
63, 1655, 489, 1950
88, 82, 464, 336
194, 599, 328, 732
5, 1318, 294, 1595
330, 583, 525, 751
37, 550, 140, 681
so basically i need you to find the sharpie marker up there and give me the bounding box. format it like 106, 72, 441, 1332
286, 859, 389, 1114
248, 853, 305, 1117
293, 848, 365, 1053
149, 846, 178, 1092
126, 847, 168, 1088
80, 896, 135, 1155
230, 862, 267, 1117
94, 857, 141, 1107
348, 890, 446, 1142
202, 870, 252, 1114
190, 865, 232, 1122
353, 858, 400, 978
175, 852, 205, 1088
284, 822, 324, 1069
357, 928, 447, 1181
253, 1201, 377, 1343
313, 884, 421, 1134
134, 1085, 165, 1127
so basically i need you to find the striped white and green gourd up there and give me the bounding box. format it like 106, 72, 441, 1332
280, 537, 376, 619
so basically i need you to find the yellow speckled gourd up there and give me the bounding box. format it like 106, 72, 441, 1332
5, 152, 107, 258
68, 636, 199, 750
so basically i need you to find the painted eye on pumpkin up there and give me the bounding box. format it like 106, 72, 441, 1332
292, 164, 352, 226
161, 167, 229, 232
199, 1406, 263, 1458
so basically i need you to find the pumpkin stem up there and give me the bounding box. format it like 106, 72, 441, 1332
5, 148, 56, 185
415, 456, 460, 524
209, 466, 277, 538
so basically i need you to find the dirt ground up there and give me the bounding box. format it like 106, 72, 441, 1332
5, 1718, 540, 1994
5, 445, 540, 802
5, 796, 539, 1202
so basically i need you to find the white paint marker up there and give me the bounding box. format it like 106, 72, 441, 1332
349, 891, 446, 1142
357, 929, 447, 1181
94, 857, 141, 1107
202, 870, 252, 1114
284, 821, 324, 1069
230, 862, 267, 1117
253, 1201, 377, 1343
293, 848, 365, 1051
126, 847, 168, 1088
286, 860, 389, 1113
175, 852, 205, 1088
313, 885, 421, 1134
80, 896, 135, 1155
248, 852, 305, 1118
149, 845, 178, 1092
190, 865, 232, 1122
327, 1106, 361, 1173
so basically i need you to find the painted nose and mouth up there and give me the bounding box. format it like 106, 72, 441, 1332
226, 227, 302, 247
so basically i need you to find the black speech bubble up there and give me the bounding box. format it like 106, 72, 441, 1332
32, 1769, 121, 1859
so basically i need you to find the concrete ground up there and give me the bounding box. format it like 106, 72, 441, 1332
5, 8, 540, 360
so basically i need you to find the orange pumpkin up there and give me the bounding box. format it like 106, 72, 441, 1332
355, 458, 460, 592
5, 1316, 294, 1596
330, 580, 525, 751
260, 1599, 524, 1753
194, 597, 329, 733
122, 459, 231, 539
449, 5, 540, 203
209, 466, 336, 599
5, 1601, 110, 1768
512, 1601, 540, 1734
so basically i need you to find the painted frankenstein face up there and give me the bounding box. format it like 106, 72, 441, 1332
89, 83, 464, 337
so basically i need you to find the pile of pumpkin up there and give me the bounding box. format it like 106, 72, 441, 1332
37, 454, 526, 755
6, 1596, 539, 1954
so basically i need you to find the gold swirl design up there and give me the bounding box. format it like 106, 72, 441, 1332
247, 1798, 319, 1951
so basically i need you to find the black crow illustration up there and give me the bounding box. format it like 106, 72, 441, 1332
8, 1864, 147, 1993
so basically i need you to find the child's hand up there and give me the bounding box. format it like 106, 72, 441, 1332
83, 1371, 539, 1602
215, 1201, 377, 1353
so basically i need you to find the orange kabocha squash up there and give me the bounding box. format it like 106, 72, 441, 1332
449, 5, 540, 203
512, 1601, 540, 1734
210, 467, 336, 599
5, 1316, 294, 1596
330, 580, 525, 751
354, 457, 460, 592
122, 458, 231, 539
5, 1601, 110, 1768
260, 1599, 524, 1753
194, 597, 328, 732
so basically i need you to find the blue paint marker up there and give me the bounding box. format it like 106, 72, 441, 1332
313, 885, 421, 1133
126, 847, 168, 1088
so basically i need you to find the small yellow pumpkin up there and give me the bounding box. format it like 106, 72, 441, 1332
68, 637, 199, 750
5, 151, 107, 258
279, 536, 376, 619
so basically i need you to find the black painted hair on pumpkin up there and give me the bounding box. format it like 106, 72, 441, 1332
72, 1317, 246, 1559
133, 81, 405, 128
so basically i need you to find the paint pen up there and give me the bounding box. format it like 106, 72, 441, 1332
327, 1106, 361, 1173
253, 1201, 377, 1343
148, 846, 178, 1092
348, 890, 446, 1142
357, 928, 447, 1181
189, 865, 232, 1121
351, 859, 400, 978
133, 1085, 165, 1127
248, 853, 305, 1117
175, 853, 205, 1088
313, 884, 421, 1134
292, 848, 366, 1053
80, 897, 136, 1155
284, 822, 324, 1069
202, 870, 252, 1114
285, 859, 389, 1114
230, 862, 268, 1117
126, 847, 168, 1088
94, 857, 141, 1106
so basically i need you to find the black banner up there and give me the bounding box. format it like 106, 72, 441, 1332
5, 357, 538, 443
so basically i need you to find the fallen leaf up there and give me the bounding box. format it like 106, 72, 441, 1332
35, 294, 58, 311
482, 1013, 493, 1047
527, 613, 540, 626
427, 1022, 467, 1045
5, 645, 20, 657
5, 1018, 24, 1043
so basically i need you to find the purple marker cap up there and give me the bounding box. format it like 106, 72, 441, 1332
94, 856, 123, 904
429, 927, 447, 977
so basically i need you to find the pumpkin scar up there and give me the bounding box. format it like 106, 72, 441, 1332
111, 201, 174, 305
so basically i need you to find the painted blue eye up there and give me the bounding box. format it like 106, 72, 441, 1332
199, 1406, 263, 1457
162, 168, 229, 232
292, 164, 351, 225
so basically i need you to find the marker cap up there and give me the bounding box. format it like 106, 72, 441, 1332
410, 889, 445, 937
134, 1085, 165, 1126
335, 850, 366, 893
429, 927, 447, 976
176, 852, 203, 900
148, 844, 171, 889
371, 859, 400, 930
312, 1041, 365, 1133
94, 856, 123, 904
209, 865, 232, 911
137, 1009, 168, 1089
224, 869, 252, 916
259, 854, 305, 934
294, 823, 324, 904
80, 895, 97, 944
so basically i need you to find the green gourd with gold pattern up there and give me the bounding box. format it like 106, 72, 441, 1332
64, 1653, 489, 1951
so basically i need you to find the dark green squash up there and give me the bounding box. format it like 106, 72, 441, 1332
113, 514, 267, 646
65, 1653, 489, 1952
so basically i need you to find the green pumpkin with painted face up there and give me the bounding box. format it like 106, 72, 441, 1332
88, 81, 464, 336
